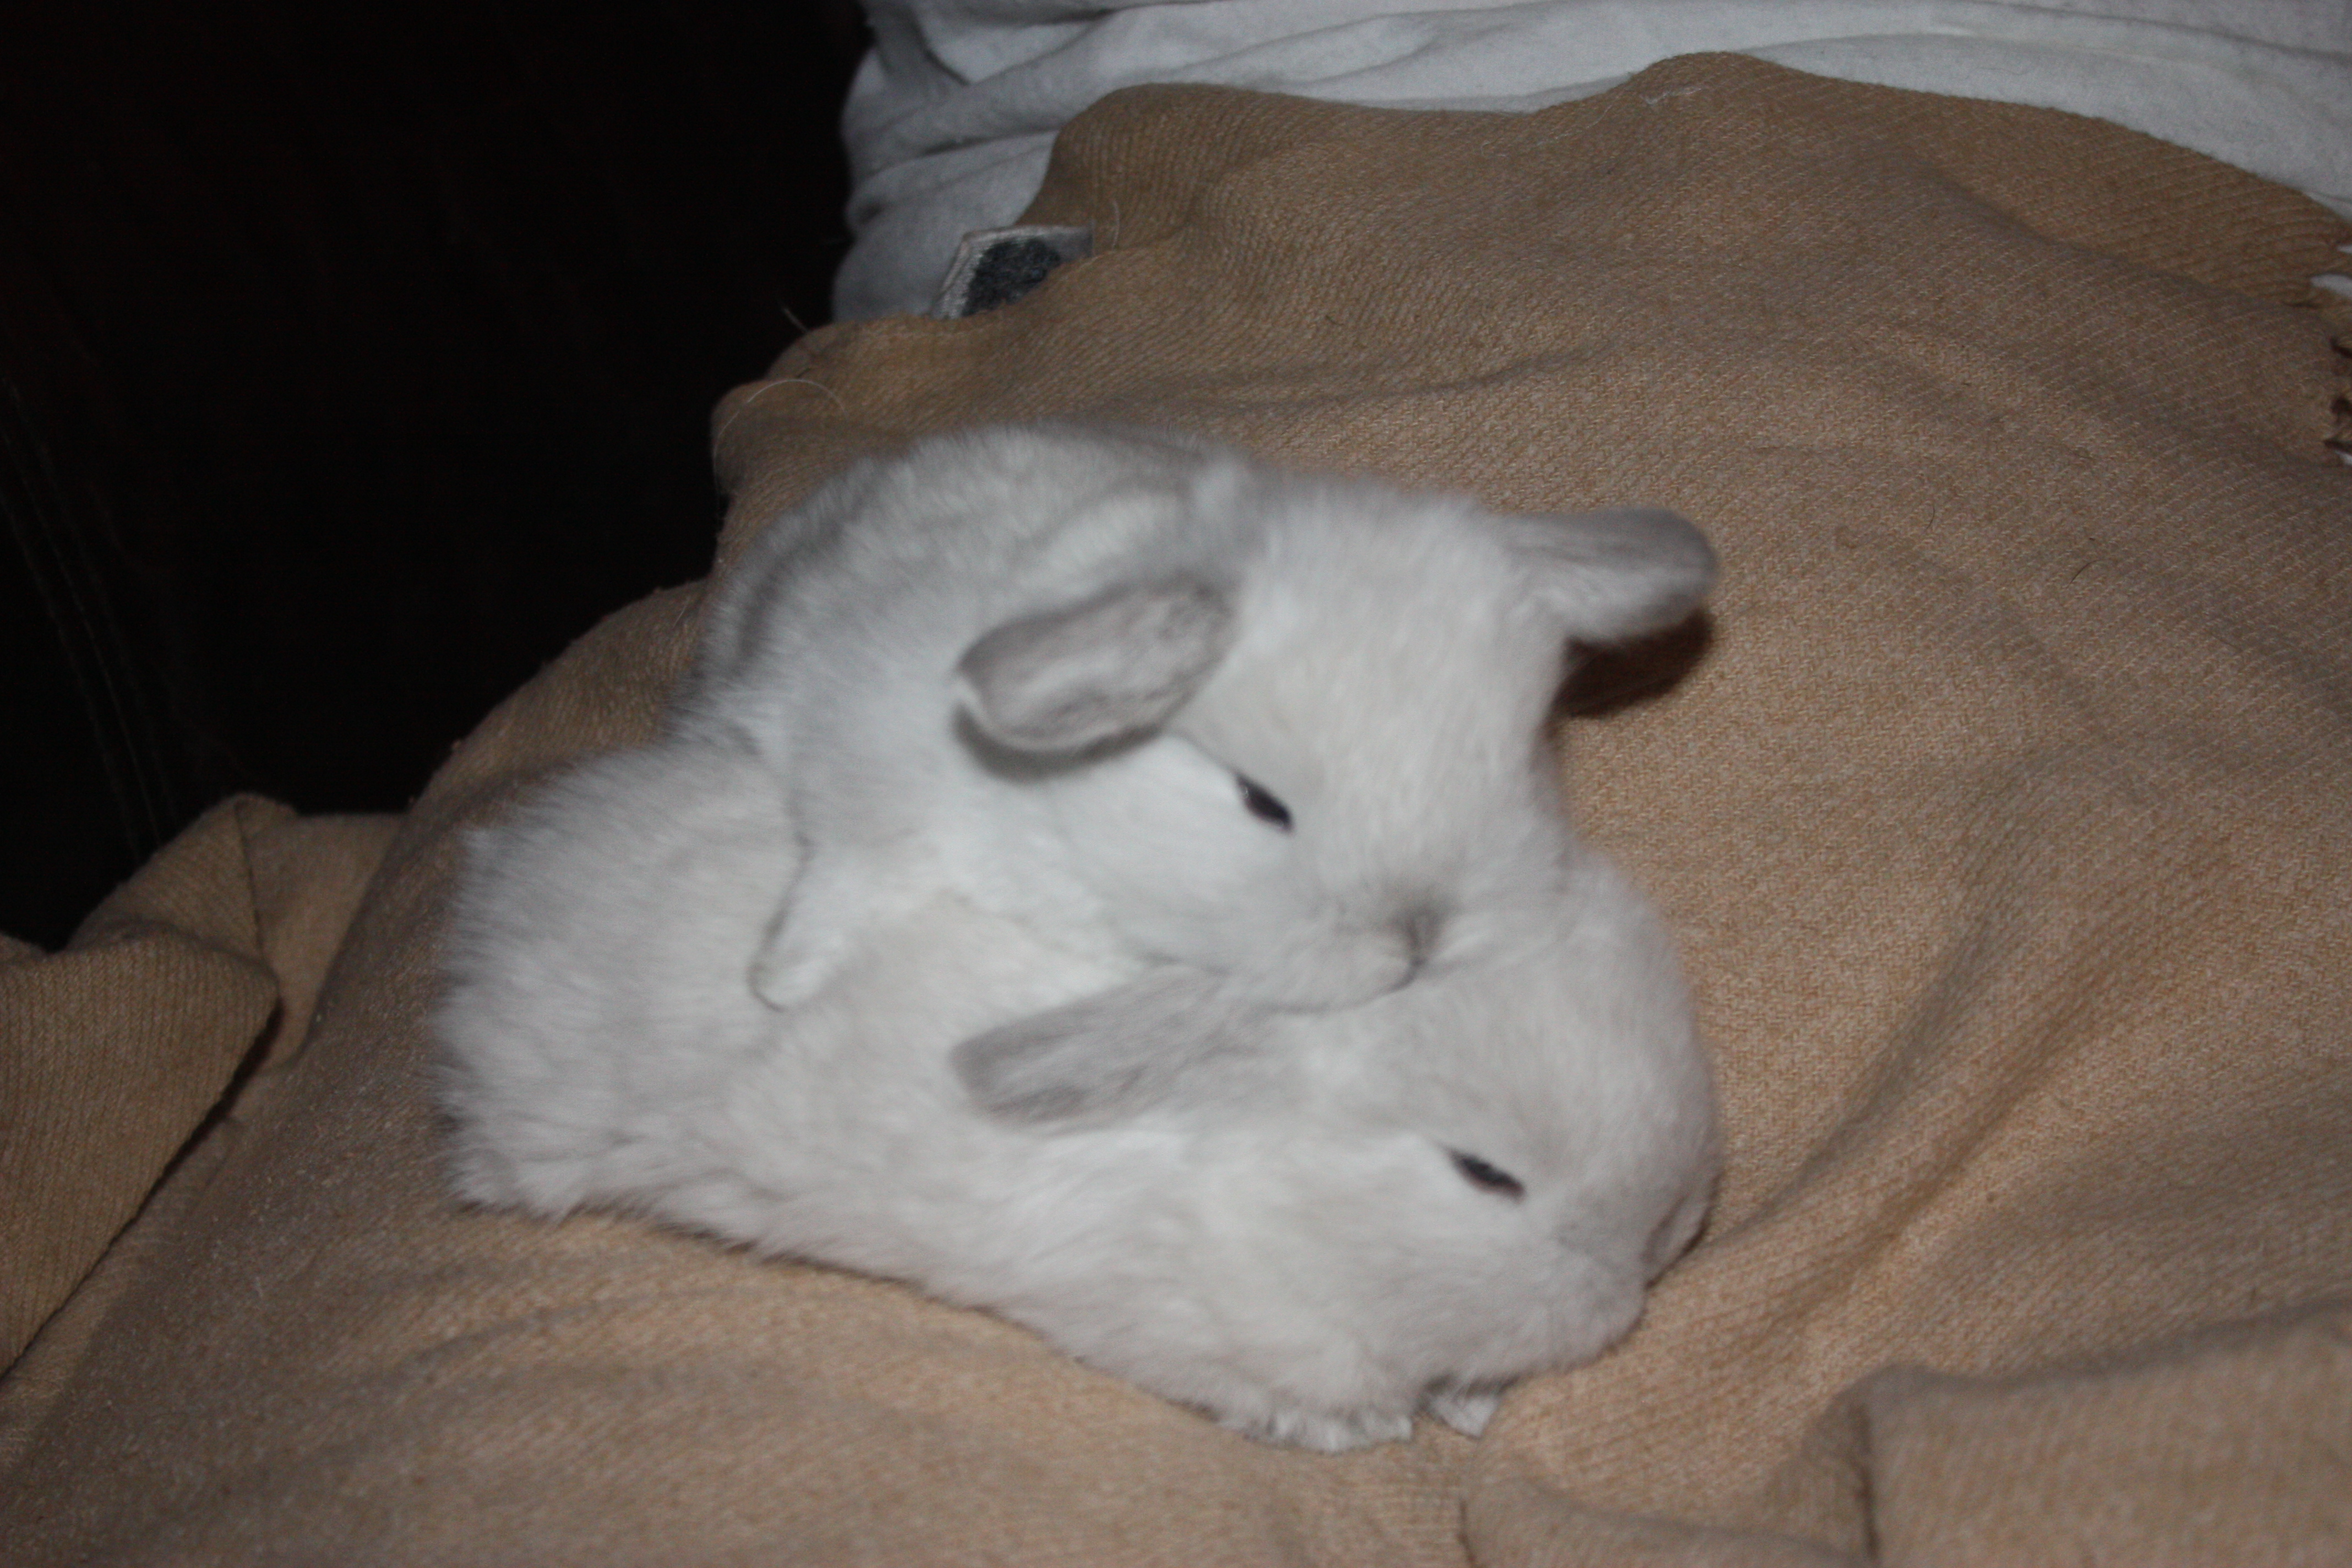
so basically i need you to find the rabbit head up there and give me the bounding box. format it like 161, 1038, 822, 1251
682, 423, 1715, 1022
937, 857, 1719, 1450
959, 471, 1710, 1012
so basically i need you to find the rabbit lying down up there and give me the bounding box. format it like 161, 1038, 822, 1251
437, 424, 1721, 1449
673, 422, 1718, 1027
439, 738, 1717, 1450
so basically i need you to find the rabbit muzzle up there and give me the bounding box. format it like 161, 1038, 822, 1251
1217, 902, 1448, 1010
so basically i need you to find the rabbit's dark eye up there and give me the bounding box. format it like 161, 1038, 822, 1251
1449, 1151, 1525, 1201
1235, 775, 1292, 831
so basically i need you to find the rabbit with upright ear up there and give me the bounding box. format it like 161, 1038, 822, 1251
439, 736, 1718, 1449
671, 423, 1716, 1038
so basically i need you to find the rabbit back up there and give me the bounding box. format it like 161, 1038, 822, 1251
436, 737, 804, 1216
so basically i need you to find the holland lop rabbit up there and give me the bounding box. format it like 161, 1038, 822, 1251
670, 423, 1716, 1055
439, 732, 1718, 1449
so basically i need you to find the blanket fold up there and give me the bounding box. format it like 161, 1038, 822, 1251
1, 797, 398, 1370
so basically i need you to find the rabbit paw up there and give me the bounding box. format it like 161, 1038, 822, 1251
1424, 1384, 1506, 1438
1225, 1403, 1416, 1452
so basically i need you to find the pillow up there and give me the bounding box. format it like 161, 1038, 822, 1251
4, 55, 2346, 1565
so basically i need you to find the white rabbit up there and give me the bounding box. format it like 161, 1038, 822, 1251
437, 729, 1718, 1449
670, 423, 1716, 1055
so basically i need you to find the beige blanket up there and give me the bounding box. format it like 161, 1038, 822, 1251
4, 55, 2348, 1565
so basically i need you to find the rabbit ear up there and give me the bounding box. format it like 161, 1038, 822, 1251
953, 968, 1265, 1125
1498, 507, 1717, 645
957, 576, 1234, 754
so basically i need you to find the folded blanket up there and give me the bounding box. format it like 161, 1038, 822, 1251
3, 56, 2346, 1565
839, 0, 2352, 315
0, 799, 396, 1370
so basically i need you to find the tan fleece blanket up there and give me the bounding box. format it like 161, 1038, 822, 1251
4, 55, 2348, 1565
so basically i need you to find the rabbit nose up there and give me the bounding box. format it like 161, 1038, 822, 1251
1246, 928, 1416, 1009
1396, 903, 1445, 975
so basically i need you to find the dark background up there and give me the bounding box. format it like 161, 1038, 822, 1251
4, 2, 868, 946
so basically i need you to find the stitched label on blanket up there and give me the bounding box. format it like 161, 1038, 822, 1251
932, 225, 1093, 319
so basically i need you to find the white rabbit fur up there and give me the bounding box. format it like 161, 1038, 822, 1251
439, 426, 1722, 1445
668, 422, 1717, 1039
438, 731, 1718, 1450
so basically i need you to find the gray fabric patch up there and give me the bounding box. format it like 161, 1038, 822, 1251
930, 225, 1095, 319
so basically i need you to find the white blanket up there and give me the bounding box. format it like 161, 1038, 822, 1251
835, 0, 2352, 319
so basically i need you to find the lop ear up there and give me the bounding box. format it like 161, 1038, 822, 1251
956, 576, 1234, 754
952, 968, 1266, 1126
1497, 507, 1717, 645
